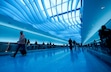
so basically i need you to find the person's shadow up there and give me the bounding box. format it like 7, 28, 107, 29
70, 49, 78, 63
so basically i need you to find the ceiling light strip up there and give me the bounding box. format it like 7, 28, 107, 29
29, 0, 42, 23
0, 22, 67, 43
3, 0, 27, 22
15, 0, 34, 23
55, 0, 65, 29
70, 0, 76, 26
50, 0, 57, 22
23, 0, 37, 23
75, 0, 80, 26
0, 7, 24, 22
41, 0, 50, 19
35, 0, 46, 21
67, 0, 73, 27
61, 0, 69, 28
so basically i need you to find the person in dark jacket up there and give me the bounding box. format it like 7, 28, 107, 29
12, 31, 26, 57
98, 25, 111, 55
68, 38, 73, 50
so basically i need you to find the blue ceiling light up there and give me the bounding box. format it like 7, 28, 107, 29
0, 0, 82, 44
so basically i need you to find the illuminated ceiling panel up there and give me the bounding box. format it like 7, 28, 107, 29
0, 0, 82, 43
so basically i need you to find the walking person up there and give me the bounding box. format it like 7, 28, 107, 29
68, 38, 73, 51
98, 25, 111, 55
12, 31, 26, 57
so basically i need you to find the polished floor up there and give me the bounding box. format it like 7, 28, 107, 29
0, 48, 111, 72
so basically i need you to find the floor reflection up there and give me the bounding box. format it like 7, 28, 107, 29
0, 47, 111, 72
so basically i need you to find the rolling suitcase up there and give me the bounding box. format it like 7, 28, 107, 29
20, 49, 27, 55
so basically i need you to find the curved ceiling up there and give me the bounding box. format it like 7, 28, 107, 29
0, 0, 82, 44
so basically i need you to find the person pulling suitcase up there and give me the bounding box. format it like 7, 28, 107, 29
11, 31, 27, 57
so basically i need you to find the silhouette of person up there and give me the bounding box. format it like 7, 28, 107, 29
98, 25, 111, 54
12, 31, 26, 57
35, 41, 38, 49
73, 40, 76, 50
93, 40, 97, 50
42, 42, 45, 49
99, 25, 111, 46
68, 38, 73, 50
35, 41, 37, 45
27, 39, 30, 50
49, 42, 52, 48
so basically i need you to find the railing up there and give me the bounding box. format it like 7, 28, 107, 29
0, 42, 67, 53
82, 39, 111, 56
